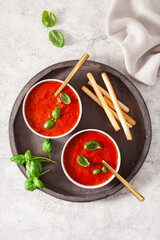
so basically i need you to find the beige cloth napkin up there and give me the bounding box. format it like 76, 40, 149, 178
106, 0, 160, 85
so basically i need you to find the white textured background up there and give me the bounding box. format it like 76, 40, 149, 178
0, 0, 160, 239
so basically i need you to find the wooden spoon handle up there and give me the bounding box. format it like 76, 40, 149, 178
102, 160, 145, 202
55, 53, 89, 96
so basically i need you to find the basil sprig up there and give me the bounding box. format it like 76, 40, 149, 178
42, 10, 57, 27
10, 139, 56, 192
77, 156, 90, 167
92, 166, 108, 175
44, 107, 61, 129
84, 141, 101, 151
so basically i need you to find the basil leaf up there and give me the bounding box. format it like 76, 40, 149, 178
33, 160, 42, 174
52, 107, 60, 120
84, 141, 101, 151
101, 166, 107, 173
10, 155, 26, 165
26, 170, 32, 179
24, 150, 32, 162
42, 10, 57, 27
33, 177, 45, 189
42, 139, 52, 155
24, 179, 37, 191
44, 119, 54, 129
49, 30, 65, 48
77, 156, 90, 167
26, 160, 42, 177
93, 169, 101, 175
60, 93, 71, 104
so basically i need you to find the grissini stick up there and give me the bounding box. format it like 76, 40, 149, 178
102, 72, 132, 140
87, 73, 120, 131
88, 81, 129, 113
102, 160, 145, 202
81, 86, 132, 128
103, 97, 136, 126
55, 53, 89, 96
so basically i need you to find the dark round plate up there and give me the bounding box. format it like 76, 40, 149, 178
9, 60, 151, 202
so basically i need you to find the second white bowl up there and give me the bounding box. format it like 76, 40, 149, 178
61, 129, 121, 189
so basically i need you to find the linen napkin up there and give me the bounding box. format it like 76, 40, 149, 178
106, 0, 160, 85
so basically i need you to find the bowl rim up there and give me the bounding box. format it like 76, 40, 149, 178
61, 129, 121, 189
22, 79, 82, 139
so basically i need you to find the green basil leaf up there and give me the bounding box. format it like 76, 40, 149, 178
33, 160, 42, 174
101, 166, 108, 173
60, 93, 71, 104
52, 107, 60, 120
44, 119, 54, 129
24, 150, 32, 162
42, 10, 57, 27
26, 160, 42, 177
77, 156, 90, 167
26, 170, 32, 178
33, 177, 45, 189
92, 169, 101, 175
42, 139, 52, 155
49, 30, 65, 48
10, 155, 26, 165
24, 179, 37, 191
84, 141, 101, 151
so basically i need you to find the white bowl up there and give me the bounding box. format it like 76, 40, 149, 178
22, 79, 82, 139
61, 129, 121, 189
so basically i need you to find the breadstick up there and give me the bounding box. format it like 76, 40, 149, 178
102, 72, 132, 140
87, 73, 120, 131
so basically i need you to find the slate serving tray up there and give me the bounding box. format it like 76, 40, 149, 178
9, 60, 151, 202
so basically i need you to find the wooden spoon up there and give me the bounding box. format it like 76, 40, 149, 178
102, 160, 145, 202
54, 53, 89, 96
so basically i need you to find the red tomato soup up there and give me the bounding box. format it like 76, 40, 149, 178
63, 131, 119, 186
24, 81, 80, 137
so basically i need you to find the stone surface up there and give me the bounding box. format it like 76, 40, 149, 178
0, 0, 159, 239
